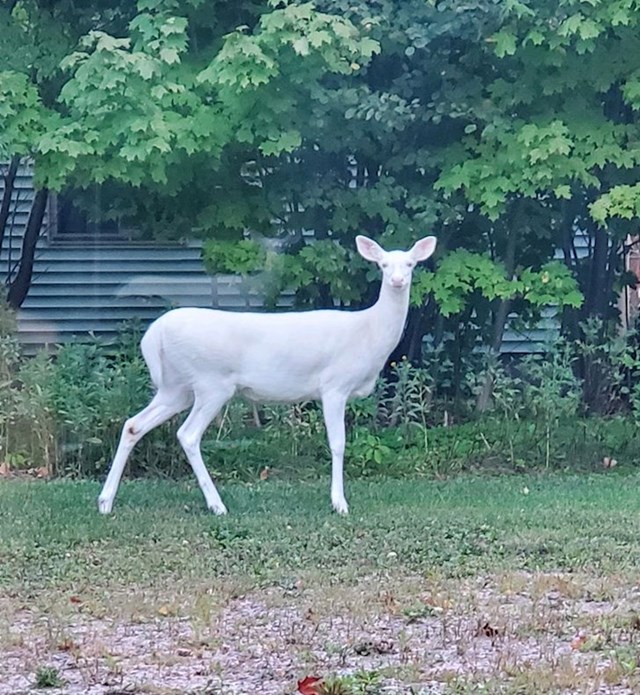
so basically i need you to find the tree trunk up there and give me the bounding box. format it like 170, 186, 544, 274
0, 156, 20, 252
559, 197, 581, 340
389, 303, 430, 365
406, 304, 430, 360
584, 220, 609, 321
7, 187, 48, 309
475, 211, 519, 413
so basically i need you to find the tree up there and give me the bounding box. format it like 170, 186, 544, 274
7, 0, 624, 397
438, 0, 640, 322
2, 0, 383, 303
434, 0, 640, 408
0, 0, 134, 307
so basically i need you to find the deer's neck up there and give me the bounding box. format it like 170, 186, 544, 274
364, 283, 411, 358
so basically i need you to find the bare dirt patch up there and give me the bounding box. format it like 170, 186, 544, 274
2, 571, 639, 694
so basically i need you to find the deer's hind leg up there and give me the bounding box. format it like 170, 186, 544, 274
177, 385, 235, 514
98, 389, 191, 514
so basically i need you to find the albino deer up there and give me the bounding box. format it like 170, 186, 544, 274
98, 235, 437, 516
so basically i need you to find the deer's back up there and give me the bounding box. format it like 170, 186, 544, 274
144, 307, 380, 402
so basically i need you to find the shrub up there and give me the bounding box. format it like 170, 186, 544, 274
2, 309, 640, 481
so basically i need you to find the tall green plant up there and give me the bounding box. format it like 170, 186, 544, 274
520, 346, 581, 467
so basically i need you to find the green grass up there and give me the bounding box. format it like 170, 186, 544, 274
2, 472, 640, 694
2, 471, 639, 592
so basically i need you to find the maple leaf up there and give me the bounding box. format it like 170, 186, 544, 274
297, 675, 323, 695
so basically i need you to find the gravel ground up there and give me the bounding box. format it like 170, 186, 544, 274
2, 571, 640, 694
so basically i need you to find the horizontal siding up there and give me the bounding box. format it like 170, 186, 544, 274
501, 306, 559, 354
15, 245, 216, 350
11, 254, 297, 352
1, 163, 291, 351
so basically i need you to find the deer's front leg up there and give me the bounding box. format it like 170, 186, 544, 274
322, 392, 349, 515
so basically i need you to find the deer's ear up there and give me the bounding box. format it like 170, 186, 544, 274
356, 235, 385, 262
410, 236, 437, 262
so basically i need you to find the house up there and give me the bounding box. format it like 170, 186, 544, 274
2, 164, 581, 355
0, 164, 268, 353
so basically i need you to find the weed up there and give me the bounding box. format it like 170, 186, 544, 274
402, 603, 438, 623
321, 670, 382, 695
34, 666, 64, 688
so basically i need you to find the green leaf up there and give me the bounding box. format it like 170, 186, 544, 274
492, 30, 517, 58
554, 184, 571, 199
159, 47, 180, 64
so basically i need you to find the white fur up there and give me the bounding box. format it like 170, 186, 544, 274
98, 235, 437, 516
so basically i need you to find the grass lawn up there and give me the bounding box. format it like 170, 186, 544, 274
1, 472, 640, 694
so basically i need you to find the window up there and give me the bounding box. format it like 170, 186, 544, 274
49, 187, 136, 244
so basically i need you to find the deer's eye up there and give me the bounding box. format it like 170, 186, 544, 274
406, 261, 415, 268
381, 262, 389, 268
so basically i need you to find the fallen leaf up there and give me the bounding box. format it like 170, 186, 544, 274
297, 675, 323, 695
259, 466, 270, 481
176, 647, 192, 657
602, 456, 617, 469
571, 634, 588, 650
57, 638, 77, 652
0, 462, 10, 477
69, 596, 83, 605
35, 466, 50, 478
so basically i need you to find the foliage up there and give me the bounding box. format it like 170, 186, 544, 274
436, 1, 640, 221
379, 357, 432, 430
0, 0, 594, 343
0, 302, 21, 468
0, 71, 52, 160
315, 671, 383, 695
4, 323, 640, 483
573, 318, 640, 416
202, 239, 266, 275
5, 1, 640, 450
519, 347, 581, 467
411, 251, 582, 317
20, 0, 380, 194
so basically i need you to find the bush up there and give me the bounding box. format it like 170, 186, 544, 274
1, 306, 640, 482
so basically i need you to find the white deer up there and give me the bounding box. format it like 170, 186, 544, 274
98, 235, 437, 516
